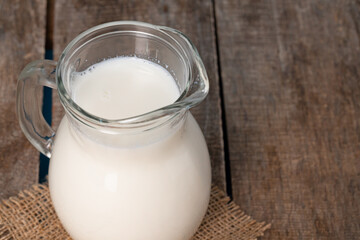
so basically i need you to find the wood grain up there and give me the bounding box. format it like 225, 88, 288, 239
0, 0, 46, 199
215, 0, 360, 239
52, 0, 226, 190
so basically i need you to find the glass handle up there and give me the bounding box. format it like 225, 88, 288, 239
17, 60, 57, 158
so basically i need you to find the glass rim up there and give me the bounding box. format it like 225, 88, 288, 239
56, 21, 208, 129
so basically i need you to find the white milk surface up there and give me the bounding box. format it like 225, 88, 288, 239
72, 57, 180, 119
49, 57, 211, 240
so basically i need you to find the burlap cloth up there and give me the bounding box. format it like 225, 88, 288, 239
0, 185, 270, 239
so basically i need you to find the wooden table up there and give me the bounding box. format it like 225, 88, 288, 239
1, 0, 359, 239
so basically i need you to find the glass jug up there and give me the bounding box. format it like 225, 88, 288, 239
17, 21, 211, 240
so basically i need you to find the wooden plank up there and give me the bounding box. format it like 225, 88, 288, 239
0, 0, 46, 199
215, 0, 360, 239
52, 0, 226, 190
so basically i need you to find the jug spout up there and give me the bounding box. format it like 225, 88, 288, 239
159, 26, 210, 110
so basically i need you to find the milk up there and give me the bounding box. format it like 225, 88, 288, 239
72, 57, 180, 119
49, 57, 211, 240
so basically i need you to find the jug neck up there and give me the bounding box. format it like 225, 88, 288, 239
56, 21, 209, 131
66, 108, 188, 148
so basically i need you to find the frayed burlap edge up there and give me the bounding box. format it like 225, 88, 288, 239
0, 185, 270, 240
192, 187, 270, 239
